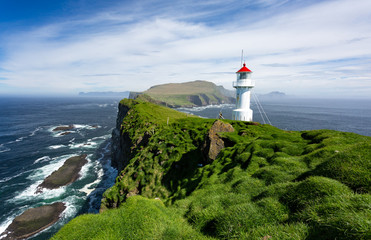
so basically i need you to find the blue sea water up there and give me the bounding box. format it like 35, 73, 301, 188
0, 96, 371, 239
0, 96, 122, 239
177, 98, 371, 137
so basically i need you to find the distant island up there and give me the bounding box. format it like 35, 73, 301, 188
130, 80, 235, 108
128, 81, 289, 108
259, 91, 286, 98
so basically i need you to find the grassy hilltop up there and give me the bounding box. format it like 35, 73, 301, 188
136, 80, 235, 107
53, 99, 371, 240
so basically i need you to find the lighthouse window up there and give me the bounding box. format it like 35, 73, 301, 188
240, 73, 247, 79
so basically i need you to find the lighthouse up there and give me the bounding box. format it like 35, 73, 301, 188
232, 63, 255, 121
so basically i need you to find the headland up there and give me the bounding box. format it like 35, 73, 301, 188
52, 98, 371, 239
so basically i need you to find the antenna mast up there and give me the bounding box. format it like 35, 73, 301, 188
241, 49, 244, 67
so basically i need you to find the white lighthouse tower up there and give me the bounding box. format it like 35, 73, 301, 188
232, 63, 255, 121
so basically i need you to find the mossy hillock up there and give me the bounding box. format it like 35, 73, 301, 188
53, 99, 371, 240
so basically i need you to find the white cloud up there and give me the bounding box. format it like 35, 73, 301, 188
0, 0, 371, 97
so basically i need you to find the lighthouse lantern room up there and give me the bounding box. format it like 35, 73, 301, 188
232, 63, 255, 121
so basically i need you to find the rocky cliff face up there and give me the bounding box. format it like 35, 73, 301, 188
111, 102, 132, 171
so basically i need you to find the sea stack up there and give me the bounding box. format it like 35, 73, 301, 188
232, 63, 255, 121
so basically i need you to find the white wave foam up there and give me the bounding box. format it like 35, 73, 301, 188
79, 141, 114, 196
0, 145, 10, 153
12, 180, 67, 202
79, 157, 103, 195
77, 154, 92, 180
177, 104, 234, 112
0, 171, 27, 183
91, 134, 111, 141
60, 196, 80, 222
33, 156, 51, 164
48, 145, 66, 150
73, 124, 87, 129
54, 131, 75, 137
15, 136, 26, 142
80, 179, 100, 195
74, 124, 100, 130
69, 141, 98, 149
29, 126, 42, 137
69, 134, 108, 149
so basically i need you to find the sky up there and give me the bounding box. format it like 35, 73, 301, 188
0, 0, 370, 98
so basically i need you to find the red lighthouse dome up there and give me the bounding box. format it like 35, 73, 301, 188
236, 63, 252, 73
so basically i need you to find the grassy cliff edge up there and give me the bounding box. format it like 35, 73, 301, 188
53, 99, 371, 240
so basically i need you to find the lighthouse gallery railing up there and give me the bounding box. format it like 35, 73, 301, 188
233, 80, 255, 88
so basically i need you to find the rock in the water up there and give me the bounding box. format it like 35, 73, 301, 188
60, 131, 71, 136
0, 202, 66, 240
53, 125, 75, 132
202, 120, 234, 163
36, 154, 87, 193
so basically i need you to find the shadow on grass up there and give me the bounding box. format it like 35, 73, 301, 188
162, 149, 203, 202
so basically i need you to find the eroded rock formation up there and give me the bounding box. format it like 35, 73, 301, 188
202, 120, 234, 163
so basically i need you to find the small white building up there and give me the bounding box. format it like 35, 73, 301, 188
232, 63, 255, 121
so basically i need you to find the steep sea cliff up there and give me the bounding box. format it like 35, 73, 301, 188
54, 98, 370, 240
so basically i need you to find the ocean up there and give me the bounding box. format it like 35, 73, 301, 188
0, 96, 121, 239
0, 96, 371, 239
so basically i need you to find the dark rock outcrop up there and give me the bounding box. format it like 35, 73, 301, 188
202, 120, 234, 163
53, 125, 75, 132
36, 155, 87, 193
0, 202, 66, 240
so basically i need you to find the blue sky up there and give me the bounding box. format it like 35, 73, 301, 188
0, 0, 370, 97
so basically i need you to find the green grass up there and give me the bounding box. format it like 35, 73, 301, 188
52, 196, 210, 240
54, 99, 371, 240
